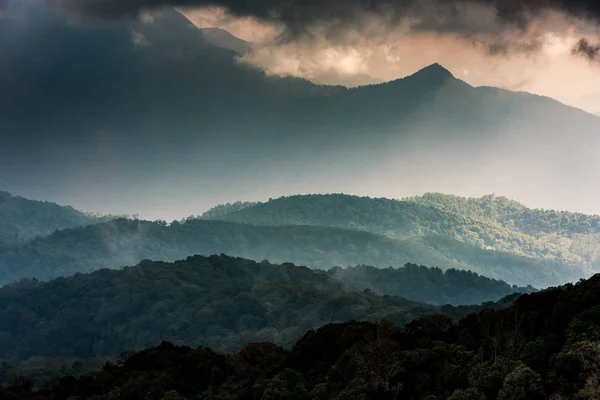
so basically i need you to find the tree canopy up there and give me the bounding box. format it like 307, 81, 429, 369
0, 254, 512, 363
7, 270, 600, 399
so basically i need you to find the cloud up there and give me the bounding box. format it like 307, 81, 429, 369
140, 10, 156, 23
44, 0, 600, 65
181, 6, 277, 43
131, 29, 150, 45
48, 0, 600, 31
573, 38, 600, 61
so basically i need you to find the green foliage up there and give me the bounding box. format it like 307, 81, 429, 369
10, 272, 600, 399
1, 255, 500, 363
0, 191, 117, 244
406, 193, 600, 237
497, 363, 545, 400
330, 264, 534, 306
0, 218, 576, 287
199, 201, 260, 220
204, 193, 600, 281
448, 388, 486, 400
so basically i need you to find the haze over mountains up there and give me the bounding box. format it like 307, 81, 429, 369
1, 2, 600, 219
3, 0, 600, 397
1, 190, 598, 288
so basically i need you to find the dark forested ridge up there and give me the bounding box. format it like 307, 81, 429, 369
8, 271, 600, 399
0, 217, 574, 287
0, 191, 117, 244
330, 264, 535, 306
0, 254, 505, 363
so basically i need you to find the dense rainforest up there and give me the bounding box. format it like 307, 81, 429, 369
0, 217, 576, 288
330, 264, 534, 306
0, 191, 117, 244
0, 255, 519, 364
203, 193, 600, 271
6, 270, 600, 399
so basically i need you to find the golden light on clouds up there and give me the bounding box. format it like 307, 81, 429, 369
179, 7, 600, 113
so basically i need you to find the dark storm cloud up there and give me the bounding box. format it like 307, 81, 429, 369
50, 0, 600, 28
573, 38, 600, 61
47, 0, 600, 57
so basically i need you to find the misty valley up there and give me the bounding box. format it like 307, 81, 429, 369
3, 0, 600, 399
2, 190, 600, 399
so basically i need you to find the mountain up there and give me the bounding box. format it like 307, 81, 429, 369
0, 217, 575, 287
405, 192, 600, 237
311, 71, 383, 87
202, 193, 600, 273
330, 264, 535, 305
0, 191, 115, 244
0, 254, 506, 363
198, 27, 251, 54
9, 270, 600, 399
2, 3, 600, 216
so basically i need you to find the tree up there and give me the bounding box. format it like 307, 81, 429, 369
497, 363, 544, 400
447, 388, 486, 400
161, 390, 186, 400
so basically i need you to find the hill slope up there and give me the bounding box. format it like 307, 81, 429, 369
0, 254, 505, 362
204, 194, 600, 272
9, 269, 600, 399
330, 264, 535, 306
0, 191, 113, 244
405, 193, 600, 237
0, 218, 576, 287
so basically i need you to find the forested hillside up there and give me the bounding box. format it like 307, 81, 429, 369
0, 218, 574, 287
8, 271, 600, 399
330, 264, 535, 306
0, 191, 116, 244
205, 194, 600, 274
0, 254, 502, 363
405, 193, 600, 237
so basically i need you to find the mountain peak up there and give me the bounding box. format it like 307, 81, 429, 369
198, 27, 251, 54
412, 63, 454, 79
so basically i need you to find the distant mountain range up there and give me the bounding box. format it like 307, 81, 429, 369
202, 193, 600, 271
1, 190, 596, 288
2, 3, 600, 215
0, 191, 118, 244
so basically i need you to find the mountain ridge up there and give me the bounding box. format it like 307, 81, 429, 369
202, 193, 600, 272
0, 254, 519, 362
3, 4, 600, 217
0, 190, 593, 287
0, 190, 119, 244
1, 216, 571, 287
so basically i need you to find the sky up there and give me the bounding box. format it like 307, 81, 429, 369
2, 0, 600, 220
